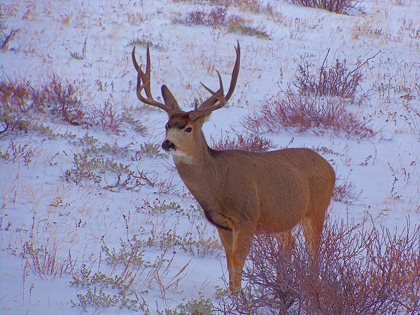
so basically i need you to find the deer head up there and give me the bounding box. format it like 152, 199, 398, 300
132, 43, 240, 162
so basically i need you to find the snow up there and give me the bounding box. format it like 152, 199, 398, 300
1, 0, 419, 313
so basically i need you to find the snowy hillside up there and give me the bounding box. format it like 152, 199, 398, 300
1, 0, 419, 314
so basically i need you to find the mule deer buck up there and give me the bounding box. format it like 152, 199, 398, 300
132, 43, 335, 292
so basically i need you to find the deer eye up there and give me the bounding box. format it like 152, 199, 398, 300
185, 127, 192, 133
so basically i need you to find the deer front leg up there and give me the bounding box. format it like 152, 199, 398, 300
217, 228, 234, 290
230, 229, 253, 292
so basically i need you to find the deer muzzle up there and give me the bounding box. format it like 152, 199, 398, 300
162, 139, 176, 152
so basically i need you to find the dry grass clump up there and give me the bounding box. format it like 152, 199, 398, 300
216, 217, 420, 314
0, 140, 40, 166
22, 241, 77, 280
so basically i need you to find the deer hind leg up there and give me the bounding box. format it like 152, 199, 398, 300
301, 213, 325, 267
274, 231, 296, 313
274, 231, 295, 282
275, 231, 296, 255
301, 213, 326, 310
217, 228, 234, 290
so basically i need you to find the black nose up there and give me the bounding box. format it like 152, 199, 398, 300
162, 140, 175, 151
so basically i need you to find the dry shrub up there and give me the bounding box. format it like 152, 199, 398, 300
0, 75, 84, 135
173, 0, 272, 14
184, 7, 227, 28
294, 49, 381, 100
0, 78, 34, 113
179, 6, 270, 39
210, 129, 276, 152
294, 49, 380, 100
216, 218, 420, 314
35, 75, 84, 124
90, 99, 122, 134
333, 180, 362, 204
295, 58, 362, 99
289, 0, 362, 14
244, 93, 374, 139
0, 75, 142, 136
242, 50, 379, 140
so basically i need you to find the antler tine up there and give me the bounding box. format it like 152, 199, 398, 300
225, 42, 240, 101
189, 42, 240, 121
132, 46, 172, 113
200, 70, 226, 106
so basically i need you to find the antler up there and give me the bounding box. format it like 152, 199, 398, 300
132, 45, 173, 113
189, 42, 241, 120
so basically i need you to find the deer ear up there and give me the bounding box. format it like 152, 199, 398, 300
161, 85, 180, 111
189, 111, 211, 125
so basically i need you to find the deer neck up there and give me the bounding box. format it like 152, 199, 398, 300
172, 131, 220, 195
172, 130, 211, 166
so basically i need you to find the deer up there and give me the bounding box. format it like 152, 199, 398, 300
131, 42, 336, 293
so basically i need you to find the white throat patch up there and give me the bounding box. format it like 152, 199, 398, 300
172, 151, 193, 165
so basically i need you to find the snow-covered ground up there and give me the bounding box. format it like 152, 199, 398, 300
1, 0, 419, 313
